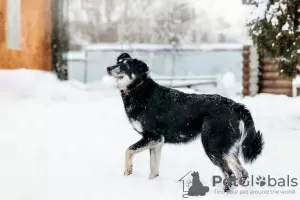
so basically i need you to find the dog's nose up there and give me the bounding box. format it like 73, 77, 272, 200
107, 66, 112, 74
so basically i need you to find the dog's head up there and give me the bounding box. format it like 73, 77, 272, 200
107, 53, 149, 90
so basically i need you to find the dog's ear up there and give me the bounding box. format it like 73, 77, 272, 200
117, 53, 131, 63
133, 59, 149, 75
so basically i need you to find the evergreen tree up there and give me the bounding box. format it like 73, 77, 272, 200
247, 0, 300, 79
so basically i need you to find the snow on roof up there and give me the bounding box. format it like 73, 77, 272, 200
64, 51, 86, 61
85, 43, 247, 52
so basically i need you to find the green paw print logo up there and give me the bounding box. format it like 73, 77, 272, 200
256, 176, 266, 186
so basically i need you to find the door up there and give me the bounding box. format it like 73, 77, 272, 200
0, 0, 52, 70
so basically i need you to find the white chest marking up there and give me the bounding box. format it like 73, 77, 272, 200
116, 74, 132, 90
130, 119, 143, 133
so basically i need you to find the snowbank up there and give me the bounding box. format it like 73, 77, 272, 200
0, 69, 300, 200
0, 69, 118, 102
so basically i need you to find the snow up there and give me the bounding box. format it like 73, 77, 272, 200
0, 69, 300, 200
282, 22, 290, 31
86, 43, 246, 52
65, 51, 86, 61
277, 32, 282, 38
247, 0, 268, 21
294, 75, 300, 85
271, 17, 279, 26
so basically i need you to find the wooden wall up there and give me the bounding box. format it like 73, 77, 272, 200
259, 59, 293, 96
242, 45, 297, 97
0, 0, 52, 70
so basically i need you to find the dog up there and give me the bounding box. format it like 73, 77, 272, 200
107, 53, 264, 192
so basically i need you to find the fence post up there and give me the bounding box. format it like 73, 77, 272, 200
83, 50, 88, 84
242, 46, 251, 96
243, 45, 259, 97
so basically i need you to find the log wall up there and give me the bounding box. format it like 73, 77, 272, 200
242, 45, 297, 97
259, 59, 293, 96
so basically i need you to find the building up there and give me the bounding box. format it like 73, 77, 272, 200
0, 0, 68, 79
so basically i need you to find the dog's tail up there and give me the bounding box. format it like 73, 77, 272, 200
235, 105, 264, 164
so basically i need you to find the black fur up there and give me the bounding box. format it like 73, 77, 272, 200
107, 53, 264, 191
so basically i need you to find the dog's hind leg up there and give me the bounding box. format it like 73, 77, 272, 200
227, 153, 248, 185
149, 144, 163, 179
201, 122, 237, 192
215, 158, 236, 192
202, 144, 236, 192
124, 136, 164, 176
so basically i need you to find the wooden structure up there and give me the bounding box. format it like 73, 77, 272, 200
243, 45, 299, 97
0, 0, 52, 70
242, 46, 259, 96
259, 59, 293, 96
0, 0, 68, 79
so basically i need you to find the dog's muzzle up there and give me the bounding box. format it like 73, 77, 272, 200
107, 66, 123, 79
107, 66, 113, 75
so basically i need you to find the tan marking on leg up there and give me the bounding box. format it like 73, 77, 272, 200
124, 136, 165, 177
124, 150, 133, 176
233, 153, 241, 165
232, 153, 248, 185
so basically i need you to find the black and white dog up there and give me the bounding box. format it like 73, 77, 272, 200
107, 53, 264, 191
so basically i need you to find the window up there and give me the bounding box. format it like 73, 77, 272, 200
7, 0, 21, 49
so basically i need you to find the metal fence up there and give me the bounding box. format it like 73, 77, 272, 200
66, 43, 245, 94
66, 44, 243, 94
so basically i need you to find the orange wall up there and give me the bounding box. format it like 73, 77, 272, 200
0, 0, 52, 70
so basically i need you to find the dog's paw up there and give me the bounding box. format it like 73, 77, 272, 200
223, 175, 235, 192
148, 173, 159, 180
124, 169, 132, 176
224, 185, 232, 193
239, 174, 249, 185
124, 171, 132, 176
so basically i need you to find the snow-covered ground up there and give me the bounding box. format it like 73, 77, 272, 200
0, 70, 300, 200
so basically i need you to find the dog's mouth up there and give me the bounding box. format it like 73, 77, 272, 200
111, 73, 125, 80
117, 75, 124, 79
107, 70, 124, 79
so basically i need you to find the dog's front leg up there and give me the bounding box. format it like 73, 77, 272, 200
149, 144, 163, 179
124, 136, 164, 177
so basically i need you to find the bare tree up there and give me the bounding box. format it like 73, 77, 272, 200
67, 0, 240, 49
